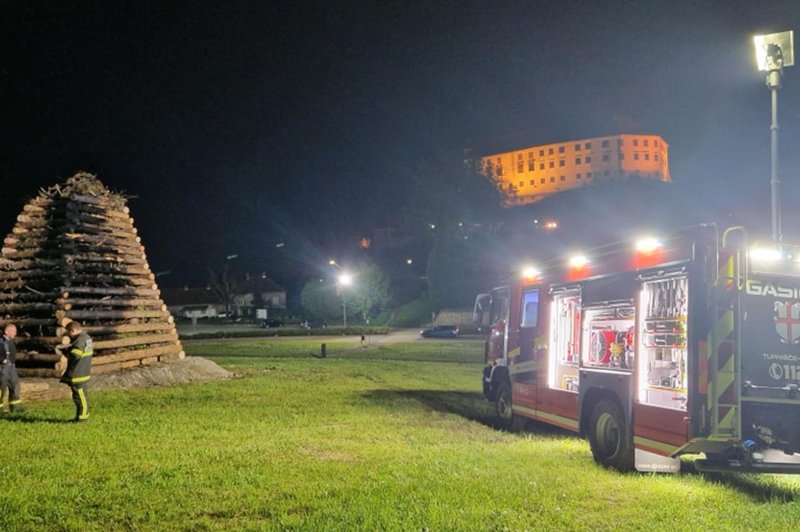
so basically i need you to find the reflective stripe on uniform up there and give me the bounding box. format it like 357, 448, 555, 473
70, 375, 91, 383
77, 388, 89, 420
70, 348, 93, 358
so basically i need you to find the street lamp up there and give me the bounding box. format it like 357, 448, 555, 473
754, 30, 794, 243
337, 273, 352, 328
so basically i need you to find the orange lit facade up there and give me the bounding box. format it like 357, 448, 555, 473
481, 134, 670, 206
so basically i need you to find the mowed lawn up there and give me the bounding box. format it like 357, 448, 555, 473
1, 337, 799, 531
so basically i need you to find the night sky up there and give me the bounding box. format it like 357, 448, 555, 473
2, 1, 800, 287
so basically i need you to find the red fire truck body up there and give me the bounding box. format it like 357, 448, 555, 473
478, 225, 800, 473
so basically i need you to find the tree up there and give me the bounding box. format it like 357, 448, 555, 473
208, 263, 238, 316
300, 259, 392, 325
300, 279, 340, 321
347, 259, 391, 322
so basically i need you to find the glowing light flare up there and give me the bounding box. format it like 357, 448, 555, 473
566, 254, 591, 281
568, 255, 589, 268
338, 273, 353, 286
635, 237, 662, 254
522, 266, 540, 281
543, 220, 558, 231
754, 31, 794, 71
750, 246, 783, 262
631, 237, 666, 270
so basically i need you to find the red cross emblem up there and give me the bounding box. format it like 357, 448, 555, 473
774, 301, 800, 344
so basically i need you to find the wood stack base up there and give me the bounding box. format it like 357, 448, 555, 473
0, 173, 184, 378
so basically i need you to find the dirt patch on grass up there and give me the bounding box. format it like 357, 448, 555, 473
20, 357, 233, 402
92, 356, 233, 390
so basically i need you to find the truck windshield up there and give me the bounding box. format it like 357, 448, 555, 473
490, 288, 509, 326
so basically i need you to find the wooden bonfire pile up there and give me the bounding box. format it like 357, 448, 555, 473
0, 173, 184, 377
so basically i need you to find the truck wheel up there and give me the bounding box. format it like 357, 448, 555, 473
588, 399, 633, 471
495, 382, 513, 429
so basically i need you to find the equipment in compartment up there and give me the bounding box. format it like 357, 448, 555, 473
645, 277, 687, 318
639, 277, 688, 410
549, 292, 581, 391
583, 305, 635, 369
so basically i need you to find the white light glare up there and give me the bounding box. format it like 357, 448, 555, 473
522, 266, 539, 280
750, 246, 782, 262
569, 255, 588, 268
754, 32, 795, 71
635, 238, 661, 253
754, 35, 773, 71
338, 273, 353, 286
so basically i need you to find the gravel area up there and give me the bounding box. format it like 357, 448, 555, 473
92, 356, 233, 390
18, 357, 233, 403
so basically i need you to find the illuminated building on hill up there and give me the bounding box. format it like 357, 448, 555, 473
481, 134, 670, 206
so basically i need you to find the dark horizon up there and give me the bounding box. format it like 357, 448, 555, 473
3, 1, 800, 287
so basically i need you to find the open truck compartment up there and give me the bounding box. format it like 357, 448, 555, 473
479, 225, 800, 473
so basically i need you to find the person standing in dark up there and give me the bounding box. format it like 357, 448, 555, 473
58, 321, 93, 422
1, 323, 24, 413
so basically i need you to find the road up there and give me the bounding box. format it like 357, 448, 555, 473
179, 326, 481, 346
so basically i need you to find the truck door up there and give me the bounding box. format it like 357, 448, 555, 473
486, 286, 510, 364
739, 273, 800, 456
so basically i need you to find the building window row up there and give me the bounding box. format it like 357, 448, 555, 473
514, 170, 607, 191
508, 137, 663, 167
631, 138, 660, 147
508, 148, 664, 176
492, 137, 667, 182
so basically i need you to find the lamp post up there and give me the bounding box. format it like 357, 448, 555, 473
754, 31, 794, 243
337, 273, 352, 328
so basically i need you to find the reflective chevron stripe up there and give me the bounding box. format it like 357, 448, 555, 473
512, 404, 579, 431
509, 360, 538, 374
634, 436, 679, 456
708, 254, 739, 439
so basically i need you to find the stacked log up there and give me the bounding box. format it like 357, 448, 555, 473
0, 172, 184, 378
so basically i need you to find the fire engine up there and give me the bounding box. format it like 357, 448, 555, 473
476, 224, 800, 473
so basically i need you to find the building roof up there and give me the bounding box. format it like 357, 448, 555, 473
239, 274, 285, 294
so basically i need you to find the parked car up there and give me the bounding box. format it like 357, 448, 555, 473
300, 320, 327, 329
420, 325, 459, 338
259, 319, 284, 329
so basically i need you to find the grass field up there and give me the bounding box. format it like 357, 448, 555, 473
1, 337, 799, 531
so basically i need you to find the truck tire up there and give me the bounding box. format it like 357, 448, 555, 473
588, 399, 633, 471
495, 382, 513, 429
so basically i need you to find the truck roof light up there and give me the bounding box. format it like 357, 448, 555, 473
750, 246, 783, 262
522, 266, 540, 281
569, 255, 589, 268
635, 237, 661, 254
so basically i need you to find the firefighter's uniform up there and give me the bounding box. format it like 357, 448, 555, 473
0, 334, 23, 412
60, 332, 93, 421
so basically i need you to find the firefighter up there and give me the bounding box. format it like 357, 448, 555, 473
58, 321, 93, 422
0, 323, 25, 413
